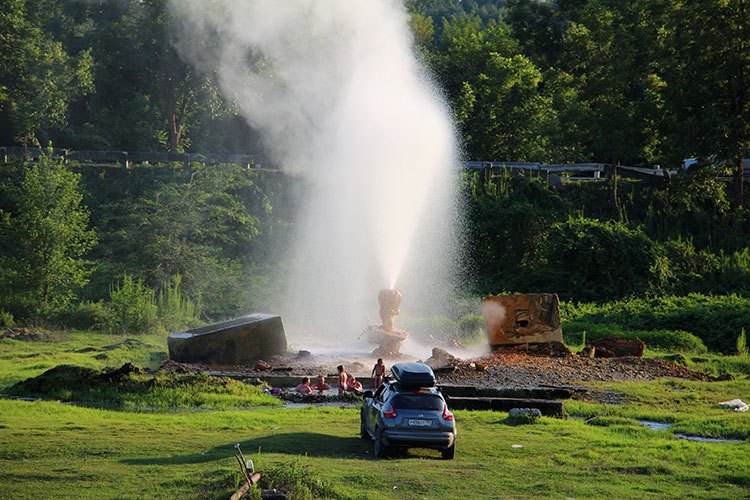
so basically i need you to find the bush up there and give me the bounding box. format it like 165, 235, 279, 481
457, 313, 486, 344
107, 274, 158, 334
562, 294, 750, 353
563, 320, 707, 353
156, 275, 202, 333
62, 301, 112, 330
738, 328, 748, 356
401, 315, 458, 343
542, 217, 658, 302
0, 310, 14, 328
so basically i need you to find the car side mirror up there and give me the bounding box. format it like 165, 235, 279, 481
363, 390, 373, 399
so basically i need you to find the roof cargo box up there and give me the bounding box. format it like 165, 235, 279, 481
391, 362, 436, 388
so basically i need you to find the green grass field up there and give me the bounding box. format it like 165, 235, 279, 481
1, 332, 748, 498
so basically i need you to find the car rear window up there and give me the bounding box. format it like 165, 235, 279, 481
392, 394, 443, 410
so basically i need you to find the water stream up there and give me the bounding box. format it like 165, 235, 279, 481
639, 420, 744, 443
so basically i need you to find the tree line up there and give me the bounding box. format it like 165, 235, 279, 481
0, 0, 748, 339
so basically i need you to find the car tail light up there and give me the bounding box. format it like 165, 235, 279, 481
442, 404, 454, 421
383, 403, 397, 419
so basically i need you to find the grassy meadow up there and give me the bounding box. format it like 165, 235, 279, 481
0, 331, 749, 499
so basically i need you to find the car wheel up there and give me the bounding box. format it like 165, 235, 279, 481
441, 442, 455, 460
360, 411, 369, 440
374, 427, 389, 458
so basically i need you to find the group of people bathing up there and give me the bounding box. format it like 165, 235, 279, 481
295, 358, 387, 395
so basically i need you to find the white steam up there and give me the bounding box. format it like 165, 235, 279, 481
168, 0, 461, 344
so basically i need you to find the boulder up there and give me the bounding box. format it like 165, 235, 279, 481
168, 314, 287, 365
425, 347, 458, 369
590, 336, 644, 358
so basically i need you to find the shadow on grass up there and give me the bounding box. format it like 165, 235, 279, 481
122, 432, 371, 466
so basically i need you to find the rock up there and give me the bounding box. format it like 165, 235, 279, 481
167, 314, 287, 365
508, 407, 542, 418
475, 362, 489, 372
579, 346, 596, 358
594, 347, 616, 358
255, 360, 272, 371
102, 363, 138, 381
506, 407, 543, 424
297, 350, 311, 358
659, 353, 688, 366
529, 341, 572, 357
425, 347, 458, 369
590, 337, 644, 357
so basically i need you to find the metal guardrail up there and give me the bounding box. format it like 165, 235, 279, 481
2, 147, 747, 180
0, 146, 268, 169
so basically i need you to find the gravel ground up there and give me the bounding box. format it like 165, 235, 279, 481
162, 349, 713, 405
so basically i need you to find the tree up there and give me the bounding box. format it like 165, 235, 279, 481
542, 217, 659, 301
0, 0, 94, 146
0, 154, 97, 316
95, 163, 269, 317
432, 14, 557, 160
660, 0, 750, 211
556, 0, 669, 165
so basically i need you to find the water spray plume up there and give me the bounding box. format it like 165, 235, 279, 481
169, 0, 461, 344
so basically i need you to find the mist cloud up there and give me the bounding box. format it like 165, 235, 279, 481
168, 0, 461, 345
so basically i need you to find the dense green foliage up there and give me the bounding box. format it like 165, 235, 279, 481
3, 1, 747, 170
0, 154, 96, 317
562, 295, 750, 353
0, 1, 748, 348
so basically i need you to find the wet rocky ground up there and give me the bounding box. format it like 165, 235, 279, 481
160, 349, 715, 405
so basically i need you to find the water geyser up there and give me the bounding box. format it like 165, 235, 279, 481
168, 0, 461, 349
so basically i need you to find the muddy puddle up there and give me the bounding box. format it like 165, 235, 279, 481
639, 420, 744, 443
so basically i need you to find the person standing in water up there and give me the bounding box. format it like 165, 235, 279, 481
337, 365, 349, 395
371, 358, 386, 388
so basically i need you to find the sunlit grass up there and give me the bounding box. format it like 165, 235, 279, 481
1, 331, 749, 498
0, 331, 168, 389
0, 399, 748, 499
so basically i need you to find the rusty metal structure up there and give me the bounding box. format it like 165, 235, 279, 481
481, 293, 563, 350
363, 288, 408, 357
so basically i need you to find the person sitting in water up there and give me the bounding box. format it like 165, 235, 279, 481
337, 365, 349, 395
295, 377, 313, 394
347, 375, 363, 393
371, 358, 386, 388
311, 375, 330, 393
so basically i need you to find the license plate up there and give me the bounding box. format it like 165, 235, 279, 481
408, 419, 431, 427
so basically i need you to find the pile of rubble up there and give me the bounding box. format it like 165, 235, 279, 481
1, 327, 42, 341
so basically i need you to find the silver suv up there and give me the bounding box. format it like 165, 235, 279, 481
360, 363, 456, 459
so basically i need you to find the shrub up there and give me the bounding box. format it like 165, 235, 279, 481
738, 328, 748, 356
562, 320, 707, 353
401, 315, 458, 343
107, 274, 158, 334
63, 301, 112, 330
562, 294, 750, 353
543, 217, 658, 302
157, 275, 202, 333
457, 313, 486, 344
0, 310, 14, 328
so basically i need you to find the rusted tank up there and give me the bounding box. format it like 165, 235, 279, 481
481, 294, 563, 350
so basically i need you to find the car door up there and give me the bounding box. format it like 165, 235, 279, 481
368, 384, 388, 434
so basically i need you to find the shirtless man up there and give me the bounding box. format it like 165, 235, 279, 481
311, 375, 330, 393
337, 365, 349, 395
371, 358, 386, 388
